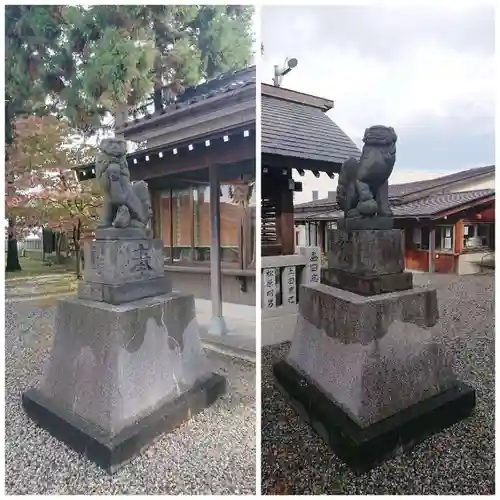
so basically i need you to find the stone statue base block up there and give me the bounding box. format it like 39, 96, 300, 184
321, 268, 413, 296
299, 283, 438, 345
23, 373, 225, 473
273, 360, 475, 473
327, 229, 404, 276
78, 276, 172, 305
337, 217, 394, 230
95, 227, 153, 240
83, 238, 164, 285
287, 309, 456, 428
23, 292, 225, 472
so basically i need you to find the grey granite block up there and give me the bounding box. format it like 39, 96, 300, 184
337, 216, 394, 230
298, 283, 439, 345
83, 238, 164, 285
327, 229, 404, 276
95, 227, 153, 240
287, 314, 456, 428
78, 276, 172, 304
321, 268, 413, 296
36, 293, 211, 436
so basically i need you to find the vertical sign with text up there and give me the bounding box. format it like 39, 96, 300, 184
262, 267, 277, 309
281, 265, 297, 306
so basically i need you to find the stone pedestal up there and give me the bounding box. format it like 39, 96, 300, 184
23, 232, 225, 472
274, 228, 475, 472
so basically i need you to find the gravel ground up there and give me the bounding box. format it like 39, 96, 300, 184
262, 273, 495, 495
5, 298, 256, 495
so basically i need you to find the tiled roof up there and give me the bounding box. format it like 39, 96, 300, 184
392, 189, 494, 217
295, 165, 495, 211
296, 189, 494, 221
125, 66, 256, 125
389, 165, 495, 198
261, 95, 361, 164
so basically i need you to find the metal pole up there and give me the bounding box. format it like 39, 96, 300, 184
208, 164, 227, 335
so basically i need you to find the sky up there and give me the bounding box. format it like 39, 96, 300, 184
261, 4, 495, 203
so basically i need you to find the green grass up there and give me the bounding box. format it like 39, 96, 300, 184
5, 255, 77, 280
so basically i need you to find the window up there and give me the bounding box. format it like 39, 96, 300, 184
435, 225, 454, 252
411, 226, 430, 250
463, 223, 493, 250
160, 182, 255, 267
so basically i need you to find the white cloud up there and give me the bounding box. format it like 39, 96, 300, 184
262, 5, 495, 200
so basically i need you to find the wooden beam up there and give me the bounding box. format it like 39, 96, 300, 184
120, 84, 255, 137
262, 153, 342, 175
262, 83, 334, 110
131, 135, 255, 181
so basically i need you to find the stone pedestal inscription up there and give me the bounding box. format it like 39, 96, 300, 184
84, 238, 164, 285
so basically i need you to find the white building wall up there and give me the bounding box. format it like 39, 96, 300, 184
452, 175, 495, 192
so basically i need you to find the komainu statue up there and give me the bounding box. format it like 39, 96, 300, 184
95, 138, 151, 231
336, 125, 397, 226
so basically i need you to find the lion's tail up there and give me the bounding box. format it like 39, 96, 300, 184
336, 157, 359, 210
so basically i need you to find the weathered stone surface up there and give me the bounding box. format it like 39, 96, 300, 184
83, 238, 164, 285
273, 360, 475, 472
95, 227, 153, 240
78, 276, 172, 304
287, 313, 456, 428
336, 125, 397, 222
327, 229, 404, 276
95, 138, 152, 231
337, 217, 394, 230
36, 293, 211, 436
299, 283, 438, 345
321, 268, 413, 296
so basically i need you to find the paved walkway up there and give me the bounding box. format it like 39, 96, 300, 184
5, 274, 256, 362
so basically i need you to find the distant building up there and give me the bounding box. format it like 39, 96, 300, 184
295, 165, 495, 275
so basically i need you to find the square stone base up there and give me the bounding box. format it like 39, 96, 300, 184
337, 216, 394, 230
77, 276, 172, 304
273, 360, 475, 473
23, 373, 226, 473
321, 268, 413, 296
299, 283, 438, 345
327, 229, 404, 276
31, 293, 213, 437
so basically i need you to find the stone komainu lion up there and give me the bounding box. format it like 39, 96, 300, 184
95, 138, 151, 229
336, 125, 398, 219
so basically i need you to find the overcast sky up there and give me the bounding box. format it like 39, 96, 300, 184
261, 4, 495, 203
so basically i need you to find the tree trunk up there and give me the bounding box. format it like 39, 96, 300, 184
5, 217, 21, 272
73, 219, 82, 279
114, 103, 129, 139
55, 232, 63, 264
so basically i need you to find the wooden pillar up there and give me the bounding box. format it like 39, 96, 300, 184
400, 227, 406, 269
208, 164, 227, 335
319, 221, 325, 254
280, 181, 295, 255
428, 225, 436, 273
149, 189, 161, 239
169, 188, 174, 264
190, 188, 195, 261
